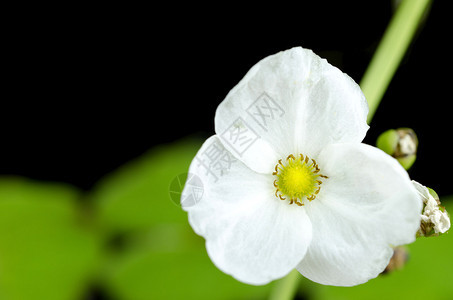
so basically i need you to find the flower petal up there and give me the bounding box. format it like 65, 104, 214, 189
183, 135, 312, 285
294, 66, 369, 156
297, 143, 421, 286
214, 47, 369, 173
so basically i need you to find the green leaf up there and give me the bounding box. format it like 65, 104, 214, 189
91, 138, 201, 234
100, 228, 273, 300
0, 177, 100, 300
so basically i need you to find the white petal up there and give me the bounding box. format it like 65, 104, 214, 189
295, 67, 369, 156
182, 135, 312, 285
297, 143, 421, 286
432, 210, 450, 234
412, 180, 430, 204
214, 47, 369, 173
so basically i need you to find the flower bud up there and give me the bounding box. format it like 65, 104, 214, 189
413, 181, 451, 237
376, 128, 418, 170
382, 246, 409, 274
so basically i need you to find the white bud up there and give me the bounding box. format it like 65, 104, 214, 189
399, 133, 417, 156
412, 180, 450, 236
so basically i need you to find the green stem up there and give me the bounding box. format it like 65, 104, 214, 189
361, 0, 432, 124
268, 270, 301, 300
268, 0, 432, 299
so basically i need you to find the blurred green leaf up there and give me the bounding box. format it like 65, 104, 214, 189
309, 200, 453, 300
93, 139, 273, 300
0, 177, 101, 300
101, 235, 272, 300
91, 138, 201, 234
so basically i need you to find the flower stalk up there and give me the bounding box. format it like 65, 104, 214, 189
268, 270, 301, 300
360, 0, 432, 123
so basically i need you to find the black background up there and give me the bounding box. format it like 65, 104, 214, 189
2, 1, 452, 196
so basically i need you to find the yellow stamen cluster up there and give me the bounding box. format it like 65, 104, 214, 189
273, 154, 328, 206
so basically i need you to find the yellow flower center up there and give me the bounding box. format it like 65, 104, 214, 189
273, 154, 328, 206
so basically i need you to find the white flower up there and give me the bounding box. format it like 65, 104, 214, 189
182, 47, 422, 286
413, 180, 450, 235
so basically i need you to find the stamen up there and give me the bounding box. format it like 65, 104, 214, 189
272, 153, 328, 207
273, 164, 279, 175
314, 187, 321, 194
287, 154, 295, 160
